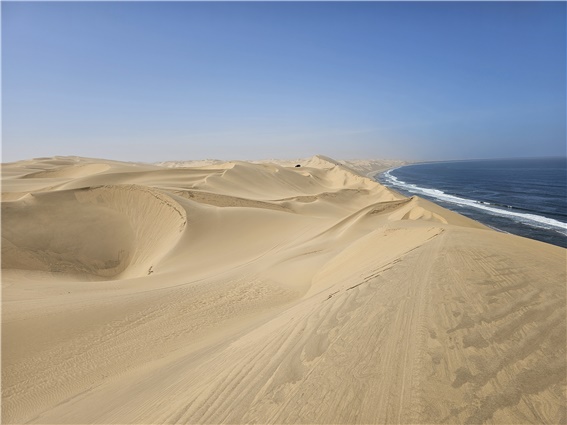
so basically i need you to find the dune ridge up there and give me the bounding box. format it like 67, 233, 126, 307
2, 155, 565, 424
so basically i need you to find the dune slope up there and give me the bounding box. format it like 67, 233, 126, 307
2, 155, 565, 424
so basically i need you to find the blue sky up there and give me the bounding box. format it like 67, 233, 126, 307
2, 1, 565, 162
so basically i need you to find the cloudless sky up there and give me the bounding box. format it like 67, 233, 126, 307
2, 1, 565, 162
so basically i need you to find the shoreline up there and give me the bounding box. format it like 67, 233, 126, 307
377, 160, 567, 248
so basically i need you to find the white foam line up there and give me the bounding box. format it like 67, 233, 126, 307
382, 168, 567, 236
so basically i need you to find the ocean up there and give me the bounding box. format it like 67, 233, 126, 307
376, 158, 567, 248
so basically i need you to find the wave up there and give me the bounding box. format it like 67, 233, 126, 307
382, 168, 567, 236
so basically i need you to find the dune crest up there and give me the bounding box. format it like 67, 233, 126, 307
2, 155, 565, 424
21, 163, 111, 179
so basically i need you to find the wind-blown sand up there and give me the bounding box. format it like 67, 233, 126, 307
2, 155, 565, 424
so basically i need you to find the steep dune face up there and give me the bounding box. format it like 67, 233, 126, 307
2, 190, 135, 278
2, 155, 565, 424
2, 184, 186, 279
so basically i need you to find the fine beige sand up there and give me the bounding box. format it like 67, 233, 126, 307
2, 155, 565, 424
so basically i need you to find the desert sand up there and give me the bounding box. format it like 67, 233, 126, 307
2, 155, 565, 424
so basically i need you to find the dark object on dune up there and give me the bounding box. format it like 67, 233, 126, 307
295, 164, 301, 167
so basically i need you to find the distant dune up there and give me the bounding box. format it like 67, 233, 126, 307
2, 155, 565, 424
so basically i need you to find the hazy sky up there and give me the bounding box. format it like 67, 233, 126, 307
3, 1, 566, 162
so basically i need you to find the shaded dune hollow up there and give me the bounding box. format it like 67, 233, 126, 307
1, 155, 565, 425
2, 184, 186, 279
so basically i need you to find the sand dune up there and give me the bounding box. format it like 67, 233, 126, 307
3, 184, 186, 279
20, 163, 111, 179
2, 155, 565, 424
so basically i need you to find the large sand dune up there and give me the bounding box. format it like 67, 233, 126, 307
2, 155, 565, 424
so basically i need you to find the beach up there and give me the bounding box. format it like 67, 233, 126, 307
2, 155, 565, 424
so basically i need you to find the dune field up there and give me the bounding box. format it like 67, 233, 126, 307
1, 155, 565, 424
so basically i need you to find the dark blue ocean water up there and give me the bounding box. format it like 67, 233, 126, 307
377, 158, 567, 248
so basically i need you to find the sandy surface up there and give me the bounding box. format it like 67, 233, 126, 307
2, 155, 565, 424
